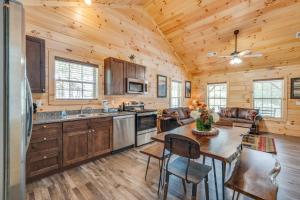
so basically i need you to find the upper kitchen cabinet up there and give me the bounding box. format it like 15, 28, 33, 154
26, 35, 46, 93
104, 57, 125, 95
104, 57, 146, 95
135, 64, 146, 80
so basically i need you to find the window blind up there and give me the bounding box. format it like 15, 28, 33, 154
55, 57, 98, 100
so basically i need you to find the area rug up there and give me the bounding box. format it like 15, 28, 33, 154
242, 135, 277, 154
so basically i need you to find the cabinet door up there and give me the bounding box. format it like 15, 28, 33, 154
63, 120, 89, 167
104, 57, 125, 95
26, 35, 45, 93
26, 123, 62, 179
89, 126, 112, 157
136, 65, 146, 79
88, 117, 113, 157
125, 62, 136, 79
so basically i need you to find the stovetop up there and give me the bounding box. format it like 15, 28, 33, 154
124, 108, 157, 113
133, 109, 157, 113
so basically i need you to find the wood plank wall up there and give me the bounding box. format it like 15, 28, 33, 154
24, 5, 190, 112
191, 65, 300, 136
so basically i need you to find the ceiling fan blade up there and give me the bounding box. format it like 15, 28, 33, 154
218, 55, 232, 58
243, 52, 263, 57
238, 50, 251, 56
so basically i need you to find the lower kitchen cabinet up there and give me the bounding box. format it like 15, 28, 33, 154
26, 123, 62, 179
27, 117, 113, 181
63, 120, 89, 167
88, 117, 113, 157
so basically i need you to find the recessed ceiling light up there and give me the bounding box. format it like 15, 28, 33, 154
84, 0, 92, 5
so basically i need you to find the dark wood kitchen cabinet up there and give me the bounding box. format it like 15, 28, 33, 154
104, 57, 125, 95
27, 117, 113, 181
26, 35, 46, 93
104, 57, 146, 95
26, 123, 62, 180
63, 120, 89, 167
135, 64, 146, 79
63, 117, 113, 166
125, 62, 136, 79
88, 117, 113, 157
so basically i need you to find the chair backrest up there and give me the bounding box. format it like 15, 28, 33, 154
164, 134, 200, 159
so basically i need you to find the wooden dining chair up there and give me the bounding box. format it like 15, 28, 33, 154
140, 142, 169, 194
162, 134, 212, 200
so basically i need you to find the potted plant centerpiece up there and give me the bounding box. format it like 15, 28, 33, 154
190, 101, 220, 136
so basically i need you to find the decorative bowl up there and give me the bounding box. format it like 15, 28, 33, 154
192, 127, 219, 136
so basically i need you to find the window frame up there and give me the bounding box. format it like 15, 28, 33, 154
54, 56, 99, 100
48, 51, 100, 105
170, 80, 182, 108
207, 82, 228, 112
252, 78, 285, 119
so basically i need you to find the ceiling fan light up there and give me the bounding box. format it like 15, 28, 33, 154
230, 56, 242, 65
84, 0, 92, 5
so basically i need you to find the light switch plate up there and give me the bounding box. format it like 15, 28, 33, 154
296, 101, 300, 106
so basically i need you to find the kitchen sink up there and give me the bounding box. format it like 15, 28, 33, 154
77, 114, 88, 118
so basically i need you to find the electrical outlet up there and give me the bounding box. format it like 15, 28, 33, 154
296, 32, 300, 38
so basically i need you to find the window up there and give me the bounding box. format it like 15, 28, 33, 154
207, 83, 227, 112
55, 57, 98, 100
171, 81, 182, 108
253, 79, 283, 118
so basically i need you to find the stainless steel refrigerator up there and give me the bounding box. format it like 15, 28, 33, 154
1, 0, 33, 199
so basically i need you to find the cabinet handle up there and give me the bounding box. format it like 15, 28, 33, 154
43, 125, 47, 128
43, 156, 47, 159
43, 137, 47, 141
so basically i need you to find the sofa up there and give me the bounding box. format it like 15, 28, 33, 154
216, 107, 263, 134
160, 107, 194, 132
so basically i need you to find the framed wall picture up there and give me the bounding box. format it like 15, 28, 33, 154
185, 81, 191, 98
291, 78, 300, 99
157, 75, 167, 98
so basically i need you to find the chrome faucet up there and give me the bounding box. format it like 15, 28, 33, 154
80, 105, 93, 114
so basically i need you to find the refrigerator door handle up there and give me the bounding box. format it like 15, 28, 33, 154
25, 78, 33, 150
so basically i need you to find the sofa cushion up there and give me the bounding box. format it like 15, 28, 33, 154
178, 109, 187, 119
238, 108, 258, 121
220, 107, 238, 118
180, 118, 194, 125
182, 107, 191, 119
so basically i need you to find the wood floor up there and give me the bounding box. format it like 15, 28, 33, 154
26, 134, 300, 200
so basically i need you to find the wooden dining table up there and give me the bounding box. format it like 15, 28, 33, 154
225, 148, 279, 200
151, 123, 249, 200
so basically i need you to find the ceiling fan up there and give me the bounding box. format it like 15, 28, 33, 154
209, 30, 263, 65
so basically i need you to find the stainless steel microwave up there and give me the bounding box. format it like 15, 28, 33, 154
127, 78, 148, 94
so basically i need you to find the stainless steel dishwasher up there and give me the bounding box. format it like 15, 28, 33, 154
113, 115, 135, 151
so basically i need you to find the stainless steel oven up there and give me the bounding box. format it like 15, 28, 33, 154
123, 101, 157, 146
136, 111, 157, 146
127, 78, 148, 94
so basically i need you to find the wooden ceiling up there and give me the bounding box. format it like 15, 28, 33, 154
24, 0, 300, 74
145, 0, 300, 74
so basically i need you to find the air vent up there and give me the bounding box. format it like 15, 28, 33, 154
296, 32, 300, 38
207, 51, 217, 57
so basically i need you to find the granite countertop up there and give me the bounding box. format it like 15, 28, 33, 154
33, 111, 135, 125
